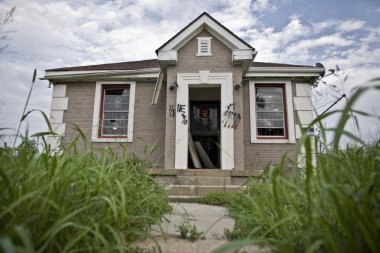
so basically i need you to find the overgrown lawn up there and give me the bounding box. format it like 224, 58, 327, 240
0, 134, 170, 252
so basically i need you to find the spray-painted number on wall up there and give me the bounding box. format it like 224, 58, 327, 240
177, 104, 188, 125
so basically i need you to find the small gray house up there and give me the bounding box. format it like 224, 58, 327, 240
44, 12, 324, 172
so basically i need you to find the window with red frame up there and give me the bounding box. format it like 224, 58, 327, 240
255, 85, 287, 138
98, 85, 130, 137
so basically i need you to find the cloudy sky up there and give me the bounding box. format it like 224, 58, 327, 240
0, 0, 379, 146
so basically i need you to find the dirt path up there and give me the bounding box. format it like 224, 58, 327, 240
137, 202, 268, 253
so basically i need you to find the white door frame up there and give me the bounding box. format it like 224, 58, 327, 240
175, 71, 234, 170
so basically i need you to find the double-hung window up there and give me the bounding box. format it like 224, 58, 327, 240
255, 85, 286, 138
249, 81, 295, 143
99, 85, 130, 137
92, 81, 135, 142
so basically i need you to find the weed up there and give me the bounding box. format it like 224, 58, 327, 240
197, 192, 233, 206
215, 84, 380, 252
188, 224, 203, 242
0, 128, 171, 252
176, 217, 203, 242
224, 228, 244, 241
176, 218, 191, 238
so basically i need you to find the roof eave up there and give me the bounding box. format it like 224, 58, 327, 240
245, 67, 325, 78
42, 68, 160, 81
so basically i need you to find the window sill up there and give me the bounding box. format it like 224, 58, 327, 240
92, 137, 132, 143
196, 53, 212, 56
251, 139, 296, 144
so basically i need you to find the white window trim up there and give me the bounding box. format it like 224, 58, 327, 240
249, 80, 296, 144
196, 37, 212, 56
92, 81, 136, 143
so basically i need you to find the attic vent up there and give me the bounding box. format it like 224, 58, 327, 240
197, 37, 212, 56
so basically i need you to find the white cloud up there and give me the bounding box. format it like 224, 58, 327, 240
285, 34, 354, 58
337, 19, 365, 32
251, 0, 277, 12
313, 19, 365, 33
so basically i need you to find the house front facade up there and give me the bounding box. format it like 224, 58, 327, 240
44, 12, 324, 171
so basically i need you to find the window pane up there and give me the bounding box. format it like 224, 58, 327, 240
257, 119, 284, 128
257, 128, 284, 136
101, 86, 130, 136
256, 86, 286, 137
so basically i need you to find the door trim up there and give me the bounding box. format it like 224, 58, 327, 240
175, 71, 234, 170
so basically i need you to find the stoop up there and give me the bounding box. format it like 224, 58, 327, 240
148, 169, 263, 200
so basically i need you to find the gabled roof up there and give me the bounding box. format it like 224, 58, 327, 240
156, 12, 254, 54
46, 59, 319, 72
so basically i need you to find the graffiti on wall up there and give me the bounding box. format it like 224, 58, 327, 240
169, 104, 175, 117
177, 103, 188, 125
222, 103, 241, 129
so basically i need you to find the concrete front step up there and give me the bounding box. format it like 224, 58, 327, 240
167, 185, 246, 196
176, 176, 231, 186
150, 169, 264, 177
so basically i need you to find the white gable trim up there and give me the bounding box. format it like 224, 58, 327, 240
160, 15, 251, 52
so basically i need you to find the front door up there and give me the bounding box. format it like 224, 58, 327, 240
189, 101, 220, 168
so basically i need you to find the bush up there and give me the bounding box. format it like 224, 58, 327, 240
0, 134, 171, 252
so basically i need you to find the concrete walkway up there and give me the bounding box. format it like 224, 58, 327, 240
136, 203, 268, 253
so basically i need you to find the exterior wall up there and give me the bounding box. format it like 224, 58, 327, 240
63, 81, 166, 167
164, 29, 245, 169
243, 80, 298, 170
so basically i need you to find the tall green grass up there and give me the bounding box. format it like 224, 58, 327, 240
218, 84, 380, 253
0, 128, 170, 252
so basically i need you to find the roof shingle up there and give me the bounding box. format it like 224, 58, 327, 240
47, 59, 160, 71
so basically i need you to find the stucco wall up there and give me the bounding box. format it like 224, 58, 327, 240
164, 29, 245, 169
63, 81, 166, 166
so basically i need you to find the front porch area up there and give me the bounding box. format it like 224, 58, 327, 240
149, 169, 264, 198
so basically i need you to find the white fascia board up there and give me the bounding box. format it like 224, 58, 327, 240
246, 67, 324, 77
160, 15, 251, 52
44, 68, 160, 80
157, 50, 177, 62
246, 72, 321, 77
232, 49, 253, 62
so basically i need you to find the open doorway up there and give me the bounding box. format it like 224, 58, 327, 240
188, 87, 221, 169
